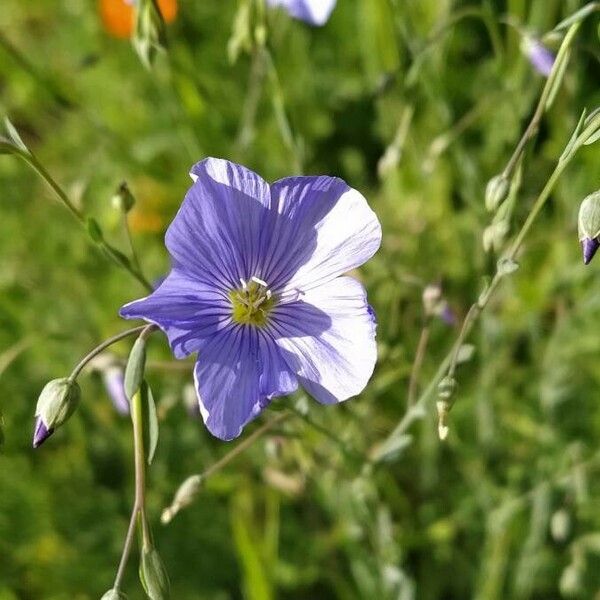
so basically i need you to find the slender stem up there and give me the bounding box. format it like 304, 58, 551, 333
113, 503, 139, 590
122, 212, 142, 272
15, 152, 152, 291
407, 322, 431, 407
69, 326, 147, 381
131, 389, 151, 547
202, 412, 289, 481
263, 47, 303, 173
112, 388, 150, 590
375, 135, 577, 462
502, 23, 580, 180
288, 405, 363, 462
161, 412, 289, 523
27, 153, 85, 224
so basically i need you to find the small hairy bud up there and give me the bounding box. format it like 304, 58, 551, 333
161, 474, 202, 524
112, 182, 136, 213
578, 190, 600, 264
485, 174, 510, 212
33, 378, 81, 448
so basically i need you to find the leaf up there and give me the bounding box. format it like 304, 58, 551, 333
3, 117, 29, 153
141, 381, 159, 465
124, 337, 146, 400
552, 2, 599, 33
86, 217, 104, 243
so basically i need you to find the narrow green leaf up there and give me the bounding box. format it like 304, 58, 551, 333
87, 217, 104, 243
4, 117, 29, 153
141, 380, 159, 465
124, 337, 146, 400
552, 2, 599, 33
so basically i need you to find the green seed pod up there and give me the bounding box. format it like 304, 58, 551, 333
33, 378, 81, 448
485, 174, 510, 212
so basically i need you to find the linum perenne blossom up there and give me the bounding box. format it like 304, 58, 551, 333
522, 36, 555, 77
267, 0, 337, 26
120, 158, 381, 440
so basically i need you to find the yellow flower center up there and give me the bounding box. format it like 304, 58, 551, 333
230, 277, 275, 327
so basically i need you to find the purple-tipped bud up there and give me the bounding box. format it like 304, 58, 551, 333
522, 37, 555, 77
33, 417, 54, 448
578, 191, 600, 265
582, 238, 600, 265
33, 378, 80, 449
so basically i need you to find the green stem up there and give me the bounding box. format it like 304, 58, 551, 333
263, 47, 303, 173
16, 152, 152, 291
112, 388, 150, 590
68, 326, 147, 381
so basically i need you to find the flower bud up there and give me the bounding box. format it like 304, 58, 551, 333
101, 589, 128, 600
139, 547, 170, 599
422, 283, 456, 325
161, 474, 202, 524
33, 378, 81, 448
578, 190, 600, 264
485, 174, 509, 212
133, 0, 167, 70
111, 182, 136, 213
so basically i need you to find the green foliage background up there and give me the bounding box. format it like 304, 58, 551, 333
1, 0, 600, 598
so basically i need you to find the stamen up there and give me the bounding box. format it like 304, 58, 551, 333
251, 276, 268, 287
240, 278, 248, 290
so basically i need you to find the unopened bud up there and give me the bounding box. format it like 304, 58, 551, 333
161, 474, 202, 524
133, 0, 167, 70
111, 182, 136, 213
33, 378, 81, 448
437, 376, 456, 400
139, 547, 170, 599
485, 175, 510, 212
578, 190, 600, 264
101, 589, 128, 600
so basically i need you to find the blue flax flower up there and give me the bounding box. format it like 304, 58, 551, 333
522, 36, 555, 77
267, 0, 337, 26
121, 158, 381, 440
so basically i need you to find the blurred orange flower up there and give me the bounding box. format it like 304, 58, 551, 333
99, 0, 178, 39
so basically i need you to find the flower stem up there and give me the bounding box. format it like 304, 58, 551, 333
161, 412, 289, 523
407, 322, 431, 407
112, 388, 149, 591
68, 326, 148, 381
16, 151, 152, 291
375, 23, 586, 461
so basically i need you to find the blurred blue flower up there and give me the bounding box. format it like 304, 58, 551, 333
121, 158, 381, 440
102, 366, 130, 416
268, 0, 337, 26
522, 37, 555, 77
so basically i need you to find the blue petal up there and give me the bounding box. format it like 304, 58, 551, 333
271, 276, 377, 405
194, 326, 297, 441
166, 158, 274, 289
120, 268, 232, 359
268, 0, 336, 26
266, 176, 381, 296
